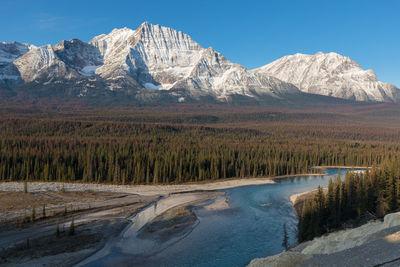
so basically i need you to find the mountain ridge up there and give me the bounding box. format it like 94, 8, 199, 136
1, 22, 398, 105
253, 52, 400, 102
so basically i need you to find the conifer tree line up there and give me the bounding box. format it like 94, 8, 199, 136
0, 118, 399, 184
298, 160, 400, 242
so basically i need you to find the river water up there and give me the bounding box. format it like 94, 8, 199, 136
86, 168, 355, 267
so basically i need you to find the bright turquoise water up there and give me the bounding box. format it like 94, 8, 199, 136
87, 168, 355, 267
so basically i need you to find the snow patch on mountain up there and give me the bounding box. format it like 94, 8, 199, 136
79, 65, 101, 76
144, 83, 162, 90
143, 82, 174, 90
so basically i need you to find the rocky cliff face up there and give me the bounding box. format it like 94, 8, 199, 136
0, 42, 31, 86
253, 52, 400, 102
14, 44, 74, 83
171, 47, 300, 101
91, 23, 203, 87
53, 38, 103, 76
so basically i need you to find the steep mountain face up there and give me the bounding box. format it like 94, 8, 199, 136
0, 42, 31, 86
0, 22, 300, 103
86, 22, 299, 101
14, 44, 74, 83
172, 47, 299, 101
89, 23, 204, 88
53, 39, 103, 76
253, 52, 400, 102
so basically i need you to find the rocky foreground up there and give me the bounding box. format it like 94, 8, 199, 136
248, 211, 400, 267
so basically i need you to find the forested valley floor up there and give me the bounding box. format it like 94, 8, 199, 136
1, 102, 400, 185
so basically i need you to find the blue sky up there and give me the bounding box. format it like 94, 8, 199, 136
1, 0, 399, 86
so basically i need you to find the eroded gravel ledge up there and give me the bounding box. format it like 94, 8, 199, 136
248, 212, 400, 267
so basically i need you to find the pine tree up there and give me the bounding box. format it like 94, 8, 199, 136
56, 219, 60, 237
326, 179, 336, 229
23, 209, 28, 224
24, 180, 28, 194
153, 160, 159, 184
282, 223, 289, 250
31, 206, 35, 222
69, 218, 75, 236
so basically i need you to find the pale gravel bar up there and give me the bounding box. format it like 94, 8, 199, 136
0, 177, 275, 196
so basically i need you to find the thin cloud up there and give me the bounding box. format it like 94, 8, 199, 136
33, 14, 73, 31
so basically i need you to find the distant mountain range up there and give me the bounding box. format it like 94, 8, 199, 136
1, 22, 399, 105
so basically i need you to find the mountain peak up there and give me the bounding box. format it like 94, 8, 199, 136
137, 21, 168, 35
254, 52, 399, 102
108, 26, 135, 36
314, 51, 341, 57
139, 21, 153, 28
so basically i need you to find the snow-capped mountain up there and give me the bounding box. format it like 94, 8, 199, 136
89, 23, 203, 89
0, 22, 299, 103
86, 22, 299, 101
172, 46, 299, 100
1, 23, 398, 104
253, 52, 400, 102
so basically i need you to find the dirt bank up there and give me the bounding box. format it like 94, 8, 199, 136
248, 212, 400, 267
